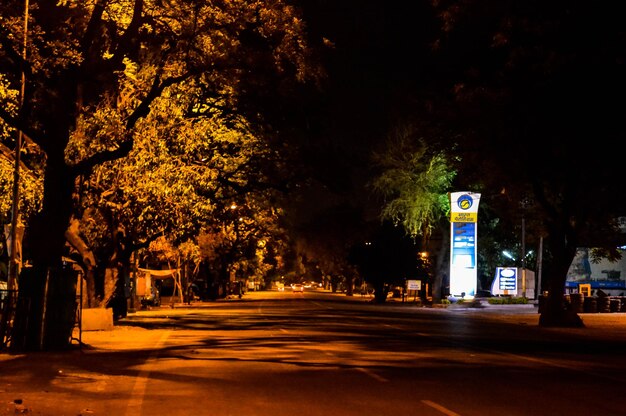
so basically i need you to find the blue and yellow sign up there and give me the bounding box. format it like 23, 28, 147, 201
449, 192, 481, 298
450, 192, 479, 222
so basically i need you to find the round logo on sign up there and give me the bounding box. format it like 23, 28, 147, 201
457, 194, 473, 210
500, 268, 515, 277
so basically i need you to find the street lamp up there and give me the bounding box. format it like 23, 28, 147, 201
519, 196, 532, 298
229, 203, 243, 239
521, 214, 526, 297
228, 203, 244, 294
502, 250, 516, 261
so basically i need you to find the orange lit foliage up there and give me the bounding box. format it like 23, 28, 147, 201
0, 0, 320, 348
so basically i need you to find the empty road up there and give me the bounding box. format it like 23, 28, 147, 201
2, 290, 626, 416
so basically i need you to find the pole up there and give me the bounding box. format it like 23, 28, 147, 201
8, 0, 29, 292
521, 215, 526, 298
39, 269, 50, 351
129, 252, 137, 313
535, 236, 543, 299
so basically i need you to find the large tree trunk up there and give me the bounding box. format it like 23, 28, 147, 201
105, 230, 135, 320
538, 223, 584, 328
105, 267, 128, 320
12, 154, 77, 351
431, 227, 450, 303
345, 273, 354, 296
65, 219, 97, 307
12, 264, 79, 351
423, 223, 450, 304
372, 280, 388, 303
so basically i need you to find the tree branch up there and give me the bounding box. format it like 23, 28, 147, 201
70, 139, 133, 177
125, 72, 189, 129
127, 230, 165, 254
0, 27, 32, 79
80, 0, 106, 54
0, 142, 39, 178
115, 0, 144, 57
0, 106, 41, 145
65, 218, 97, 271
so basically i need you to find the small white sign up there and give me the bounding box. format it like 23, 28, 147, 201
407, 280, 421, 291
492, 267, 517, 295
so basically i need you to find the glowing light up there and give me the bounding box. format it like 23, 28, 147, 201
502, 250, 516, 261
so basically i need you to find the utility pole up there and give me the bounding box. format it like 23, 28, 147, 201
7, 0, 29, 292
1, 0, 29, 349
519, 196, 532, 299
521, 215, 526, 298
535, 236, 543, 300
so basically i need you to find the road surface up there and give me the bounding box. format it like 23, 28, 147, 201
2, 289, 626, 416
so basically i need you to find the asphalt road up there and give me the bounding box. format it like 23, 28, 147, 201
2, 290, 626, 416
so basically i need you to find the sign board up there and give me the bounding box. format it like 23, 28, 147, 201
407, 280, 421, 291
450, 193, 480, 223
449, 192, 481, 298
565, 247, 626, 293
578, 283, 591, 297
491, 267, 536, 297
494, 267, 517, 294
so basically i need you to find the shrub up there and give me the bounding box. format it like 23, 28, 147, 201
487, 296, 528, 305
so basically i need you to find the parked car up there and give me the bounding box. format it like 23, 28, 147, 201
292, 283, 304, 293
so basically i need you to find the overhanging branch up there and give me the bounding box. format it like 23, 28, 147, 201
70, 139, 133, 177
0, 106, 40, 144
125, 72, 190, 129
0, 28, 32, 79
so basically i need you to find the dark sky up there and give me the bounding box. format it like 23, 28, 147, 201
300, 0, 436, 143
278, 1, 442, 239
295, 1, 438, 195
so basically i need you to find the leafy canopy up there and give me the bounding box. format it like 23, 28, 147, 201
371, 125, 456, 240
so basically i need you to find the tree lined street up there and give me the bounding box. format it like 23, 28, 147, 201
2, 290, 626, 416
2, 1, 626, 354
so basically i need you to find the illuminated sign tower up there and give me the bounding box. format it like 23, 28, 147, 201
449, 192, 481, 298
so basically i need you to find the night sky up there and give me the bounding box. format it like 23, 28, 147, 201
285, 1, 441, 231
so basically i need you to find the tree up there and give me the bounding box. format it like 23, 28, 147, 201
370, 125, 456, 302
0, 0, 320, 349
427, 0, 626, 326
0, 74, 44, 276
70, 83, 279, 309
290, 200, 364, 294
196, 193, 288, 298
349, 220, 424, 303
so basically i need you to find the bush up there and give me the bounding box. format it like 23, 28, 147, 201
487, 296, 528, 305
